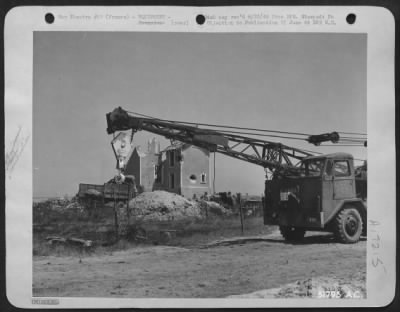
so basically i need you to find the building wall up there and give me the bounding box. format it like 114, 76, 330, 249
155, 146, 210, 198
128, 142, 211, 198
125, 139, 160, 192
157, 149, 182, 194
180, 146, 211, 198
125, 149, 141, 184
140, 153, 158, 192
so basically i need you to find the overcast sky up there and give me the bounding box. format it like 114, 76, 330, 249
33, 32, 366, 198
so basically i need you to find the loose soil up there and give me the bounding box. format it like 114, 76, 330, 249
33, 231, 366, 298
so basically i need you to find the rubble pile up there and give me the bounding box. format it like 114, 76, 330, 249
127, 191, 229, 222
197, 200, 233, 216
128, 191, 202, 222
34, 191, 232, 239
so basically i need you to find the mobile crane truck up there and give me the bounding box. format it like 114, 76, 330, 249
106, 107, 367, 243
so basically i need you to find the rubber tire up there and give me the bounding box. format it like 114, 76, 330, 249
334, 207, 363, 244
279, 226, 306, 241
361, 210, 367, 237
361, 214, 367, 237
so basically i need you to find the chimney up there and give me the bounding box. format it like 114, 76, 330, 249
148, 138, 160, 154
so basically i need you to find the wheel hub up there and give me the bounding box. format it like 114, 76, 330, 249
345, 215, 358, 236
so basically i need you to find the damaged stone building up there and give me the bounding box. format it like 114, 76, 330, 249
125, 138, 211, 199
125, 138, 160, 192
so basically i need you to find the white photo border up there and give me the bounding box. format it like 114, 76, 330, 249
4, 5, 396, 308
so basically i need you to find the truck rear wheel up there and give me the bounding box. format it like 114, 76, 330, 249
362, 222, 367, 237
279, 226, 305, 241
334, 207, 363, 244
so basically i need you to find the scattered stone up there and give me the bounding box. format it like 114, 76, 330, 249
197, 282, 209, 288
46, 236, 93, 248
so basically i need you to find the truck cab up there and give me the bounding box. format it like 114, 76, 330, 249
264, 153, 367, 243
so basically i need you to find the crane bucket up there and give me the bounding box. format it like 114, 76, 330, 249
110, 132, 134, 170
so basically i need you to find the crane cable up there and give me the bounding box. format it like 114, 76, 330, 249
339, 131, 367, 136
126, 110, 312, 137
127, 110, 366, 139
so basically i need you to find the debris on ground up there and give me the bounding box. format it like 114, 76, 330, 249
228, 274, 366, 299
197, 200, 233, 216
33, 197, 85, 212
202, 233, 279, 248
46, 236, 94, 248
65, 201, 85, 210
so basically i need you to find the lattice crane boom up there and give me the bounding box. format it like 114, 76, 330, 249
106, 107, 338, 172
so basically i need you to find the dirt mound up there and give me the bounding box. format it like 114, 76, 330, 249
128, 191, 202, 222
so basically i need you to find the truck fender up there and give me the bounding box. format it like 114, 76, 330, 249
324, 199, 367, 226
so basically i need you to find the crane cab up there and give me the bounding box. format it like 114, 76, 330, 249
264, 153, 367, 243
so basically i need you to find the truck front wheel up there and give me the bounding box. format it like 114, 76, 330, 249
279, 226, 306, 242
334, 207, 363, 244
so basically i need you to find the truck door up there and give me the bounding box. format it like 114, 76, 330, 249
321, 159, 334, 223
332, 159, 355, 199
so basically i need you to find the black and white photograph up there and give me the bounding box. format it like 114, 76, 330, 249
4, 6, 395, 308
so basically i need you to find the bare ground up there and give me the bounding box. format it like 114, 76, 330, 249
33, 231, 366, 298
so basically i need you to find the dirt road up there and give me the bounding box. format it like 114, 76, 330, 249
33, 232, 366, 298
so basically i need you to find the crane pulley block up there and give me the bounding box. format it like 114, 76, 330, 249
307, 132, 339, 146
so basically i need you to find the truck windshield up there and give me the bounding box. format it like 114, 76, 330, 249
300, 159, 324, 177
